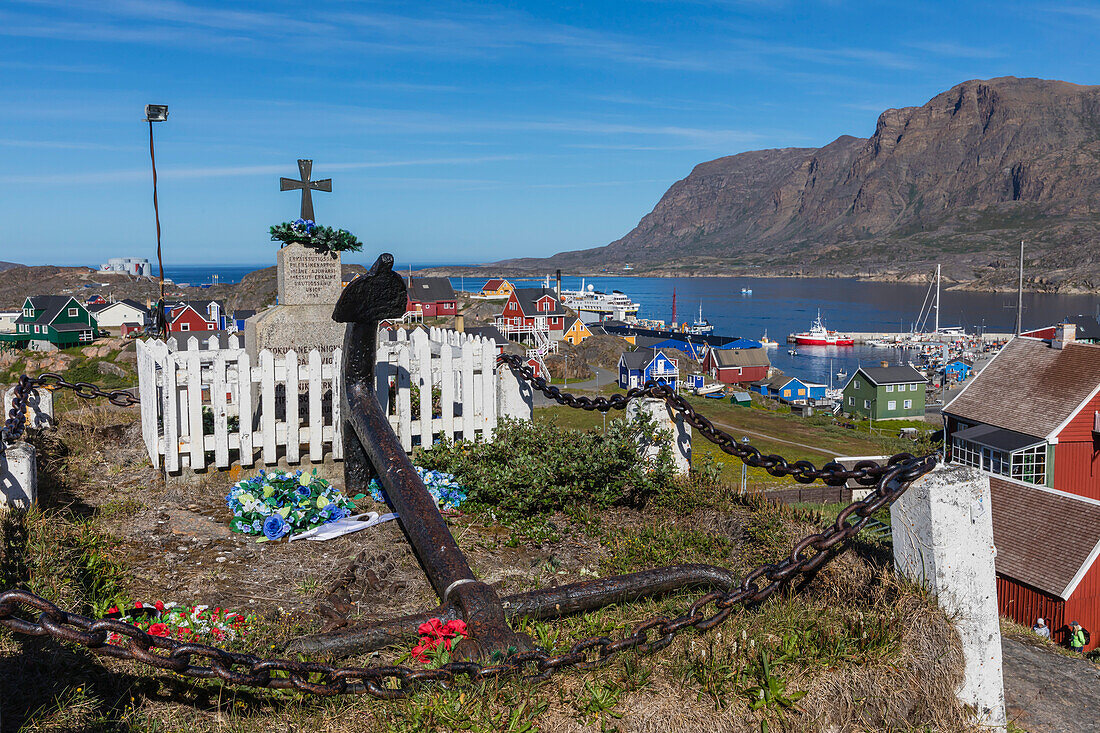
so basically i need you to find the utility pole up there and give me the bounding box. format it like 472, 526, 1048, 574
1015, 240, 1024, 336
934, 264, 941, 334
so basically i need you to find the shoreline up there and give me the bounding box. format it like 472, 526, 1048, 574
411, 266, 1099, 295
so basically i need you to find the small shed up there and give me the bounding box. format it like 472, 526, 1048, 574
730, 391, 752, 407
943, 358, 973, 381
120, 322, 143, 338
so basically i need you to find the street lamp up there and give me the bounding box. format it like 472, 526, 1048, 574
145, 104, 169, 336
740, 435, 750, 495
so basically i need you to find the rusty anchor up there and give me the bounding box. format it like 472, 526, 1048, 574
292, 254, 743, 660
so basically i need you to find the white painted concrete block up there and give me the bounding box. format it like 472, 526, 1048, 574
891, 463, 1006, 730
0, 442, 37, 510
496, 367, 533, 422
4, 385, 53, 431
626, 397, 691, 475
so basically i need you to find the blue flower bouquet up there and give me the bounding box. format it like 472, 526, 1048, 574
225, 469, 361, 542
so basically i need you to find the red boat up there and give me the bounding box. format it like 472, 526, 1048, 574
792, 312, 855, 346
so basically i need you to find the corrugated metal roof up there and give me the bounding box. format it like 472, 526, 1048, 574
712, 347, 771, 368
990, 475, 1100, 599
953, 424, 1044, 452
944, 337, 1100, 439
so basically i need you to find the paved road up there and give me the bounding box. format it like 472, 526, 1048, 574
1003, 636, 1100, 732
532, 367, 617, 407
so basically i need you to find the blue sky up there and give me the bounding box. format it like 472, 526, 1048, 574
1, 1, 1096, 268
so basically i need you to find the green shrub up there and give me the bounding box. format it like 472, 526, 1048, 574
415, 413, 676, 515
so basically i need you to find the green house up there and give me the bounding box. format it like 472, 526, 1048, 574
842, 365, 927, 420
0, 295, 99, 350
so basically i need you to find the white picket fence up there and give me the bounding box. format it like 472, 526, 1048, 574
136, 327, 507, 472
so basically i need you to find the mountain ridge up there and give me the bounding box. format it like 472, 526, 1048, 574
494, 77, 1100, 292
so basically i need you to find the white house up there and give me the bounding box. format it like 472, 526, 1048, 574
0, 310, 20, 333
90, 299, 150, 331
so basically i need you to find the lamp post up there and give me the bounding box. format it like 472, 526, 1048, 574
740, 435, 750, 494
145, 104, 169, 336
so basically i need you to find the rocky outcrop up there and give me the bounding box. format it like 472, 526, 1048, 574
510, 77, 1100, 290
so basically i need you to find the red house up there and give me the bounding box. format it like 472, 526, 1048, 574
495, 287, 568, 343
406, 277, 457, 318
944, 326, 1100, 648
168, 304, 216, 333
702, 347, 770, 384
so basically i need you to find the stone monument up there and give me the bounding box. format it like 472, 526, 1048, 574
244, 159, 346, 359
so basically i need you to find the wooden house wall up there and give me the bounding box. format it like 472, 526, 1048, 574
1053, 388, 1100, 499
1063, 551, 1100, 651
997, 575, 1067, 645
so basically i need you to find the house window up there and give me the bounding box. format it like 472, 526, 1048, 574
180, 323, 189, 332
783, 389, 791, 397
903, 399, 912, 409
863, 400, 871, 409
33, 325, 39, 334
67, 307, 78, 317
886, 385, 894, 393
853, 380, 860, 389
797, 388, 805, 396
848, 396, 854, 406
887, 401, 896, 411
79, 331, 92, 342
952, 437, 1045, 485
1011, 444, 1047, 485
911, 384, 918, 391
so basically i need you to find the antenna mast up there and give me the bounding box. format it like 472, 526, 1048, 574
934, 264, 940, 334
1016, 240, 1024, 335
671, 289, 677, 328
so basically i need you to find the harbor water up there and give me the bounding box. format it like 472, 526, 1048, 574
455, 275, 1100, 386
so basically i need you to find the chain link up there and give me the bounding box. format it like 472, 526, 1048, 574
3, 372, 139, 449
0, 358, 938, 698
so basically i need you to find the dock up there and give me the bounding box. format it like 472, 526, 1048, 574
787, 332, 1014, 344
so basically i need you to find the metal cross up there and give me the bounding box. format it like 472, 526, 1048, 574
279, 159, 332, 222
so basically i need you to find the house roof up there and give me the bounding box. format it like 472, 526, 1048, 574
953, 424, 1045, 452
481, 278, 508, 291
466, 325, 507, 343
510, 287, 568, 317
633, 335, 668, 349
52, 323, 96, 333
18, 295, 78, 325
731, 391, 752, 401
233, 309, 257, 320
854, 365, 927, 386
990, 475, 1100, 599
620, 347, 656, 370
89, 298, 149, 315
711, 347, 770, 369
716, 338, 764, 350
944, 337, 1100, 439
407, 277, 456, 304
565, 318, 590, 333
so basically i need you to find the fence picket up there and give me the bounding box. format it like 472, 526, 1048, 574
414, 328, 433, 448
461, 343, 476, 439
332, 347, 344, 460
308, 350, 322, 461
285, 349, 300, 464
397, 346, 412, 452
162, 349, 179, 472
238, 351, 254, 466
212, 351, 229, 467
440, 342, 454, 438
185, 351, 204, 470
261, 349, 276, 464
481, 338, 496, 436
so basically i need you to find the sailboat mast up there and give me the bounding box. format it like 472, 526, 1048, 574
1016, 241, 1024, 336
671, 289, 677, 328
934, 264, 940, 334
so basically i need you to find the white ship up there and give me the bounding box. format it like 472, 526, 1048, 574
558, 281, 641, 322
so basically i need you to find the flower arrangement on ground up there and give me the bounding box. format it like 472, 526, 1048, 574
269, 218, 362, 253
226, 469, 361, 541
104, 600, 254, 644
410, 617, 467, 665
368, 466, 466, 512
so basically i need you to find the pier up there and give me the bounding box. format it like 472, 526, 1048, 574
787, 331, 1014, 345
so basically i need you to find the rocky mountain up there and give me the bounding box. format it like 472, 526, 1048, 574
503, 77, 1100, 291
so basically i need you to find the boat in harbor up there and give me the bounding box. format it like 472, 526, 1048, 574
681, 303, 714, 335
760, 331, 779, 348
741, 287, 753, 295
558, 280, 641, 321
790, 311, 854, 346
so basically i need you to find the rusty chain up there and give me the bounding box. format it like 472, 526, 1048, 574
0, 357, 937, 699
2, 372, 139, 449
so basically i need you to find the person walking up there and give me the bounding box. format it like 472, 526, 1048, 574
1032, 618, 1051, 639
1069, 621, 1088, 653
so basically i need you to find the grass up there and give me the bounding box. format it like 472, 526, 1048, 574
0, 366, 974, 732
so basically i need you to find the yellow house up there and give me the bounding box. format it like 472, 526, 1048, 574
479, 278, 514, 299
563, 317, 593, 345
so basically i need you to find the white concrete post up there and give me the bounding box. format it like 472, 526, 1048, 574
496, 365, 533, 422
4, 385, 53, 430
0, 442, 37, 510
626, 397, 691, 475
891, 463, 1006, 730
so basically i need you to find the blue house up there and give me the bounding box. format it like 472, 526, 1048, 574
219, 309, 257, 332
753, 375, 825, 403
942, 358, 973, 381
618, 347, 679, 391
